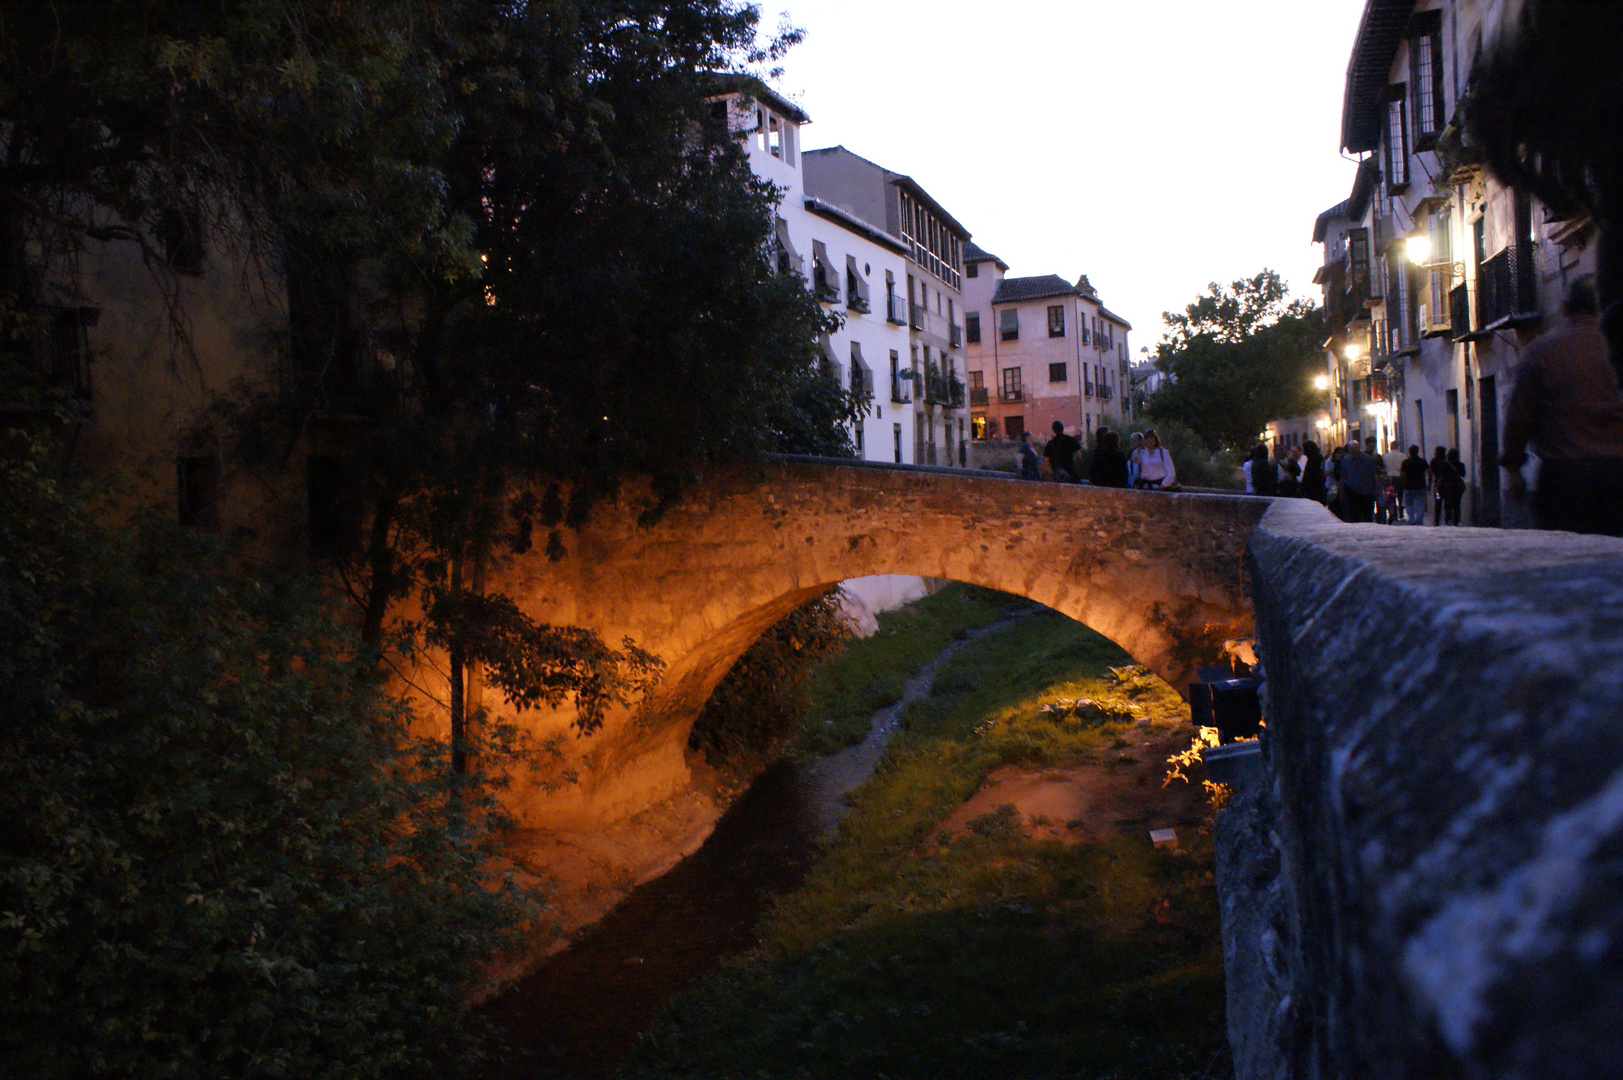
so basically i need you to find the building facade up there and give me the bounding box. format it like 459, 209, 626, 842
1316, 0, 1598, 525
802, 146, 971, 465
719, 91, 920, 463
962, 243, 1131, 444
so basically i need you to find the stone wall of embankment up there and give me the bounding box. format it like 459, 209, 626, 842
1219, 498, 1623, 1080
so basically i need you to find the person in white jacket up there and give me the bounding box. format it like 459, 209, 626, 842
1132, 430, 1177, 490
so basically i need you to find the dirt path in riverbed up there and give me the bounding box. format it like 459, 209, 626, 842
930, 713, 1212, 851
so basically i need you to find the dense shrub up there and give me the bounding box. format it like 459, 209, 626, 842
0, 455, 530, 1079
687, 589, 854, 766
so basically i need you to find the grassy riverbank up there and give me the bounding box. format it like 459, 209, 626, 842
792, 583, 1030, 757
622, 602, 1228, 1080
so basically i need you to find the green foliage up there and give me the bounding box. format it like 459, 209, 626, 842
621, 611, 1222, 1080
688, 589, 856, 768
0, 455, 531, 1079
0, 0, 857, 744
792, 584, 1031, 758
1146, 270, 1324, 454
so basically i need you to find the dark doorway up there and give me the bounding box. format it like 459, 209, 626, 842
1477, 375, 1500, 525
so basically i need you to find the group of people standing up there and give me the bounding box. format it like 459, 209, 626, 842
1245, 437, 1468, 525
1019, 422, 1178, 491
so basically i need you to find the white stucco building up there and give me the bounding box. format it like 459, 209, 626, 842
715, 86, 923, 463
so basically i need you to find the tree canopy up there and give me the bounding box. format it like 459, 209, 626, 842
1144, 271, 1324, 454
0, 452, 529, 1078
1, 0, 861, 760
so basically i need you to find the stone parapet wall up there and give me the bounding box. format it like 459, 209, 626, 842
1221, 498, 1623, 1080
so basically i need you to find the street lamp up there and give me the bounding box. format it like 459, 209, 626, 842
1313, 374, 1330, 392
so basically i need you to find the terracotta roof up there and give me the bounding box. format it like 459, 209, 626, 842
1098, 306, 1133, 332
992, 275, 1077, 304
706, 73, 811, 125
1313, 200, 1351, 243
964, 241, 1008, 269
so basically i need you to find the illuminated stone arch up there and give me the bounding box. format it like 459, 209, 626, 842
487, 458, 1267, 830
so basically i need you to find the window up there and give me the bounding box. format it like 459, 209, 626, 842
1048, 362, 1067, 383
177, 456, 221, 530
1004, 415, 1025, 441
307, 456, 362, 558
966, 262, 979, 278
1046, 304, 1065, 337
893, 423, 903, 464
845, 254, 871, 312
1425, 202, 1453, 331
157, 206, 205, 274
1410, 10, 1445, 147
999, 308, 1019, 342
1348, 227, 1371, 306
1383, 84, 1410, 191
768, 113, 783, 159
811, 241, 839, 302
773, 217, 800, 276
965, 311, 981, 344
1000, 366, 1023, 402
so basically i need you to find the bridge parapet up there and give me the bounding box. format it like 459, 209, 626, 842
1223, 499, 1623, 1079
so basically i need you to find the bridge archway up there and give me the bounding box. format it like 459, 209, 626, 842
487, 459, 1267, 830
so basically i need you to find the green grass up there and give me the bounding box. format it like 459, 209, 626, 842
620, 609, 1225, 1080
790, 583, 1030, 758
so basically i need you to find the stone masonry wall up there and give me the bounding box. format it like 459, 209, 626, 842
1221, 497, 1623, 1080
474, 458, 1266, 831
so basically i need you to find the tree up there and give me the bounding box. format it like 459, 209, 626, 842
0, 451, 530, 1079
1, 1, 862, 768
1144, 271, 1324, 454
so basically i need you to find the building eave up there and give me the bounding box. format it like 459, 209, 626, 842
802, 197, 910, 254
1341, 0, 1418, 153
706, 73, 811, 125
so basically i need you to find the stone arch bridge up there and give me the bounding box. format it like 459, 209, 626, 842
487, 457, 1269, 830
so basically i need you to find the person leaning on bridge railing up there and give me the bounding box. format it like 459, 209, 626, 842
1130, 430, 1178, 491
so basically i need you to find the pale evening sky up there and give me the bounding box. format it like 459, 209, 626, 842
760, 0, 1367, 353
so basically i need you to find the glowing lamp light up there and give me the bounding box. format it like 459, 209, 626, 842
1313, 374, 1331, 391
1405, 234, 1432, 266
1343, 342, 1363, 361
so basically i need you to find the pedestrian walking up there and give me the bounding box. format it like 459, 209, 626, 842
1017, 429, 1041, 481
1398, 445, 1429, 525
1501, 277, 1623, 535
1299, 441, 1327, 504
1043, 420, 1082, 483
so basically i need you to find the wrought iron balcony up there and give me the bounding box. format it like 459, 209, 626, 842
969, 386, 989, 406
850, 366, 873, 397
909, 301, 926, 331
949, 322, 963, 349
887, 293, 908, 324
890, 372, 913, 404
999, 387, 1025, 404
1476, 244, 1539, 330
1098, 384, 1113, 401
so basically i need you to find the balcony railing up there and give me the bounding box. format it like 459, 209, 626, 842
949, 322, 963, 349
1477, 244, 1539, 330
1098, 384, 1113, 401
969, 386, 989, 406
850, 366, 873, 397
909, 301, 926, 331
948, 377, 965, 409
887, 293, 908, 324
999, 387, 1025, 404
890, 372, 912, 404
